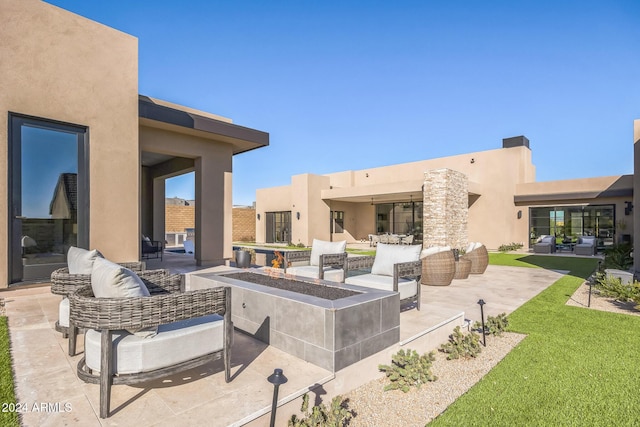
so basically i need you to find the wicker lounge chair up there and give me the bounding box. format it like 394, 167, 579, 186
284, 239, 347, 282
52, 266, 169, 355
69, 274, 232, 418
420, 247, 455, 286
533, 235, 556, 254
345, 243, 422, 310
462, 243, 489, 274
574, 236, 597, 256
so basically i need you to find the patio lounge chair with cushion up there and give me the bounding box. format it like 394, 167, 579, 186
420, 246, 455, 286
141, 235, 163, 260
69, 259, 232, 418
284, 239, 348, 282
345, 243, 422, 310
462, 242, 489, 274
574, 236, 597, 256
533, 235, 556, 254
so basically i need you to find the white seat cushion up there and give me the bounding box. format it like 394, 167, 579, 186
309, 239, 346, 266
85, 314, 225, 374
346, 274, 417, 300
371, 244, 421, 276
59, 298, 69, 328
285, 265, 344, 282
420, 246, 452, 258
68, 246, 103, 274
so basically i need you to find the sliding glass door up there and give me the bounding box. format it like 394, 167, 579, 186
9, 114, 88, 283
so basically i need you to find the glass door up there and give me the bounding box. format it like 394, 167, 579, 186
9, 115, 88, 283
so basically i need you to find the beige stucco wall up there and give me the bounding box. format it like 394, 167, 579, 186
634, 120, 640, 274
255, 185, 291, 243
256, 145, 536, 249
0, 0, 139, 286
140, 125, 233, 265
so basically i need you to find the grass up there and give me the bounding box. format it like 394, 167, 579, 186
0, 316, 19, 427
430, 255, 640, 426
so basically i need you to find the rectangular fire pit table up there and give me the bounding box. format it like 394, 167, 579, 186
189, 269, 400, 372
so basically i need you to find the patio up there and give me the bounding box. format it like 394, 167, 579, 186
2, 259, 564, 426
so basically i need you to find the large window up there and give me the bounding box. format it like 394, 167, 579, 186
375, 202, 423, 242
9, 114, 88, 283
265, 211, 291, 243
529, 205, 615, 250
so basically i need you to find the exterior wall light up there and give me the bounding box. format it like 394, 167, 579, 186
257, 213, 261, 220
517, 210, 522, 219
470, 158, 475, 164
296, 212, 300, 220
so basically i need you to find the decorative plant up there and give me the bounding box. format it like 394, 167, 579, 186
474, 313, 509, 336
440, 326, 482, 360
238, 247, 256, 264
271, 251, 284, 269
288, 393, 355, 427
498, 242, 524, 252
603, 243, 633, 270
378, 349, 437, 392
594, 274, 640, 309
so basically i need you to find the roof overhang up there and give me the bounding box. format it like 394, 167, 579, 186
514, 175, 633, 205
138, 95, 269, 155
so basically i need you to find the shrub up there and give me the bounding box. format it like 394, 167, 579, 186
474, 313, 509, 336
594, 273, 640, 308
378, 349, 437, 392
296, 242, 306, 248
288, 393, 355, 427
440, 326, 482, 360
603, 243, 633, 270
498, 242, 524, 252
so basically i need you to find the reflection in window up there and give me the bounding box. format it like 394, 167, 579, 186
330, 211, 344, 233
375, 202, 423, 243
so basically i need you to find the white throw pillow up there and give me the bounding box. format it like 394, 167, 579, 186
309, 239, 347, 266
91, 257, 150, 298
466, 242, 476, 253
420, 247, 440, 258
67, 246, 103, 274
473, 242, 484, 250
91, 258, 156, 338
371, 243, 421, 277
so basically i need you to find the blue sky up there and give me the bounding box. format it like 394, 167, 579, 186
47, 1, 640, 206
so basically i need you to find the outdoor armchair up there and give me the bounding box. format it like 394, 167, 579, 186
420, 246, 455, 286
141, 236, 163, 260
574, 236, 597, 256
345, 243, 422, 310
284, 239, 348, 282
533, 235, 556, 254
462, 242, 489, 274
69, 270, 232, 418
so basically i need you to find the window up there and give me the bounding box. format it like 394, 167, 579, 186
330, 211, 344, 233
265, 211, 291, 243
374, 202, 423, 243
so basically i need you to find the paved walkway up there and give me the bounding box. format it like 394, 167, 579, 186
2, 264, 564, 426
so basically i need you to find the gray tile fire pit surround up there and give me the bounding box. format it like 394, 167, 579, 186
189, 270, 400, 372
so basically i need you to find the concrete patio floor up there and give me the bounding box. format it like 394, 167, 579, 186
2, 263, 565, 426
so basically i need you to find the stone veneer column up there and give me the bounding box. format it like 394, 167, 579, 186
423, 169, 468, 248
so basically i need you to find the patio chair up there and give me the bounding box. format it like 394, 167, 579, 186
388, 234, 401, 244
51, 247, 144, 335
284, 239, 347, 282
345, 243, 422, 310
533, 235, 556, 254
462, 243, 489, 274
69, 261, 232, 418
574, 236, 597, 256
379, 234, 390, 244
142, 235, 163, 260
401, 235, 414, 245
368, 234, 380, 247
420, 246, 455, 286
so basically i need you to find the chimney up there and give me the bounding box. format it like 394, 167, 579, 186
502, 135, 529, 149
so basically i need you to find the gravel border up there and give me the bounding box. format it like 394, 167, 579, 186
566, 282, 639, 316
344, 332, 526, 426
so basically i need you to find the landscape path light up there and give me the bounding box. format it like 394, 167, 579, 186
477, 299, 487, 347
267, 368, 288, 427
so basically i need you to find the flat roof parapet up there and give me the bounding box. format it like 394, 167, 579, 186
503, 135, 530, 149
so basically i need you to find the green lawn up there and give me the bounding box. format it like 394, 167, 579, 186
430, 254, 640, 426
0, 316, 19, 427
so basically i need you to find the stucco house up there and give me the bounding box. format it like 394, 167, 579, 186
256, 134, 639, 255
1, 0, 268, 286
